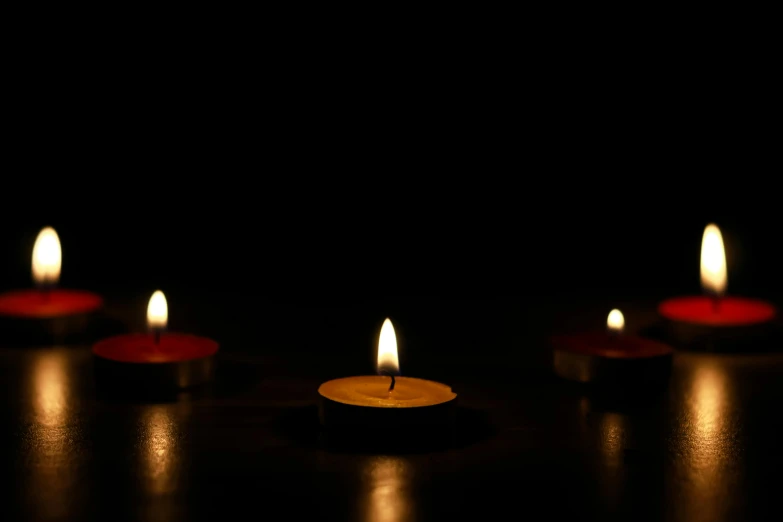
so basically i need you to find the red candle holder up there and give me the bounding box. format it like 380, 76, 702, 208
0, 227, 103, 344
0, 289, 103, 319
552, 309, 673, 384
658, 224, 778, 350
658, 296, 778, 350
92, 291, 219, 390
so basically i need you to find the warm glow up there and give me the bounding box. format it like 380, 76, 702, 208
363, 456, 413, 522
607, 309, 624, 333
143, 406, 178, 495
147, 290, 168, 329
32, 227, 61, 285
700, 223, 727, 296
681, 361, 727, 520
33, 351, 69, 427
377, 318, 400, 375
692, 364, 725, 442
30, 351, 74, 520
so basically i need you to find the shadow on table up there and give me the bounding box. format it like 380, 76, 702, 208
93, 352, 263, 404
95, 354, 263, 404
556, 373, 671, 414
94, 380, 215, 404
212, 355, 263, 397
276, 405, 495, 454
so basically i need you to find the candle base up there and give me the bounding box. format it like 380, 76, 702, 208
657, 296, 779, 352
0, 289, 104, 346
318, 396, 457, 452
93, 353, 216, 391
92, 333, 219, 392
551, 333, 673, 385
552, 349, 673, 385
655, 318, 781, 352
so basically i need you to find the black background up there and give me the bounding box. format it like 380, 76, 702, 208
2, 37, 780, 356
1, 184, 778, 299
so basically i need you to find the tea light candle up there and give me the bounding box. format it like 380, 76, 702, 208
318, 318, 456, 447
92, 290, 218, 390
319, 319, 455, 408
0, 227, 103, 319
658, 224, 777, 348
552, 309, 674, 383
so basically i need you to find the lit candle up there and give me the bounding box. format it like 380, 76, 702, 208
0, 227, 103, 319
318, 318, 456, 448
658, 223, 777, 347
551, 309, 673, 383
92, 290, 218, 390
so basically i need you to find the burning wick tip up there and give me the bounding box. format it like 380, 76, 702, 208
39, 283, 52, 301
379, 368, 396, 391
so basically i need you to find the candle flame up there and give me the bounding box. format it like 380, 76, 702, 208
607, 309, 624, 333
700, 223, 727, 296
147, 290, 168, 329
32, 227, 62, 286
377, 318, 400, 375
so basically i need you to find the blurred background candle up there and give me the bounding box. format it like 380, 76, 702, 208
19, 348, 91, 520
92, 290, 219, 391
361, 456, 414, 522
658, 223, 777, 349
551, 308, 673, 384
0, 227, 103, 343
0, 227, 103, 318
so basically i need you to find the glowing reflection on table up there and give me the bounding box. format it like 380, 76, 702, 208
361, 455, 415, 522
141, 406, 179, 496
680, 361, 733, 522
27, 350, 78, 520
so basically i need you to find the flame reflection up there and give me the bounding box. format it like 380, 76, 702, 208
600, 412, 625, 462
680, 361, 730, 522
598, 410, 626, 512
577, 398, 627, 512
362, 456, 414, 522
27, 350, 77, 520
689, 363, 728, 471
33, 350, 70, 428
142, 406, 179, 495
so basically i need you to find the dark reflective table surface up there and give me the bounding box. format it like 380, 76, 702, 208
1, 295, 781, 521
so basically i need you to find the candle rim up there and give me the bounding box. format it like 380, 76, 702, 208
0, 288, 103, 318
658, 295, 777, 326
92, 332, 219, 363
318, 375, 456, 408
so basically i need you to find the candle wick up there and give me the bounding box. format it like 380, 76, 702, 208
39, 283, 52, 302
712, 295, 721, 314
388, 374, 396, 392
153, 330, 161, 345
